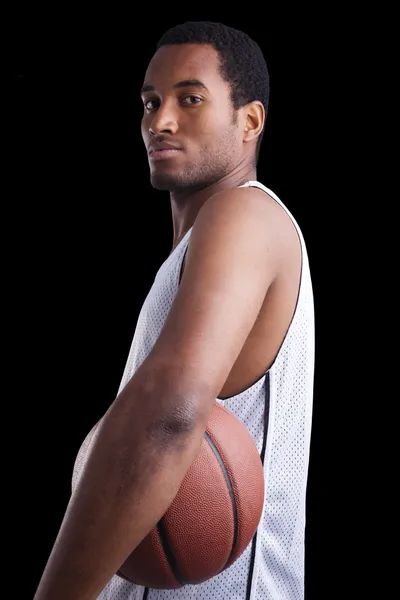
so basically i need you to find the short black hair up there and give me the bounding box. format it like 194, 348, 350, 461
156, 21, 270, 164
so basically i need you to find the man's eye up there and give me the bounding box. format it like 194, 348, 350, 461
143, 96, 201, 110
144, 99, 159, 110
182, 96, 202, 105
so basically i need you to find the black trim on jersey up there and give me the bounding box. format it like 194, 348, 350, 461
178, 247, 188, 284
246, 372, 270, 600
259, 373, 271, 464
216, 181, 303, 402
143, 587, 149, 599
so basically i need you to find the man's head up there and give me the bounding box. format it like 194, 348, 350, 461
141, 21, 270, 191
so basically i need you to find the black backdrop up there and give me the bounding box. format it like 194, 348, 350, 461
10, 11, 329, 599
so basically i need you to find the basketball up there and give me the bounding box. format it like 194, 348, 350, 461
72, 401, 265, 590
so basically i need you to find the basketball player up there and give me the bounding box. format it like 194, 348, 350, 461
34, 21, 315, 600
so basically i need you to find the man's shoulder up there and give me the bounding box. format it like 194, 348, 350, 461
192, 182, 297, 254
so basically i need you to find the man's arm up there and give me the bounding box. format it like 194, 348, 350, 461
34, 187, 285, 600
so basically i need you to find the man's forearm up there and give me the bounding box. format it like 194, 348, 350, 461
33, 383, 205, 600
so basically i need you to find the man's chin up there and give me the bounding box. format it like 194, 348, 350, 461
150, 172, 181, 192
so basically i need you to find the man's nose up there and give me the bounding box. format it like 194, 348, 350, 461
149, 101, 178, 136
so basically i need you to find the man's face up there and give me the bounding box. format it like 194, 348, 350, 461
140, 43, 243, 191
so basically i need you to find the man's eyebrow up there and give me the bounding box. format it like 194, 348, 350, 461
140, 79, 209, 95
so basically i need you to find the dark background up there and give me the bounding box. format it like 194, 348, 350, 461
9, 10, 334, 599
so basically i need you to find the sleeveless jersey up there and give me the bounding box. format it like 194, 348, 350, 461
72, 181, 315, 600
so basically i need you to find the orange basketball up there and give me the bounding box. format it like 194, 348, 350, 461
116, 401, 265, 589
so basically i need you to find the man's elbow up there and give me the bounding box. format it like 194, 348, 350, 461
144, 401, 201, 447
116, 364, 214, 448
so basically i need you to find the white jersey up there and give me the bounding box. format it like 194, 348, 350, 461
73, 181, 315, 600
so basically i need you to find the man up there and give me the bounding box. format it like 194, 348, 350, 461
34, 21, 315, 600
